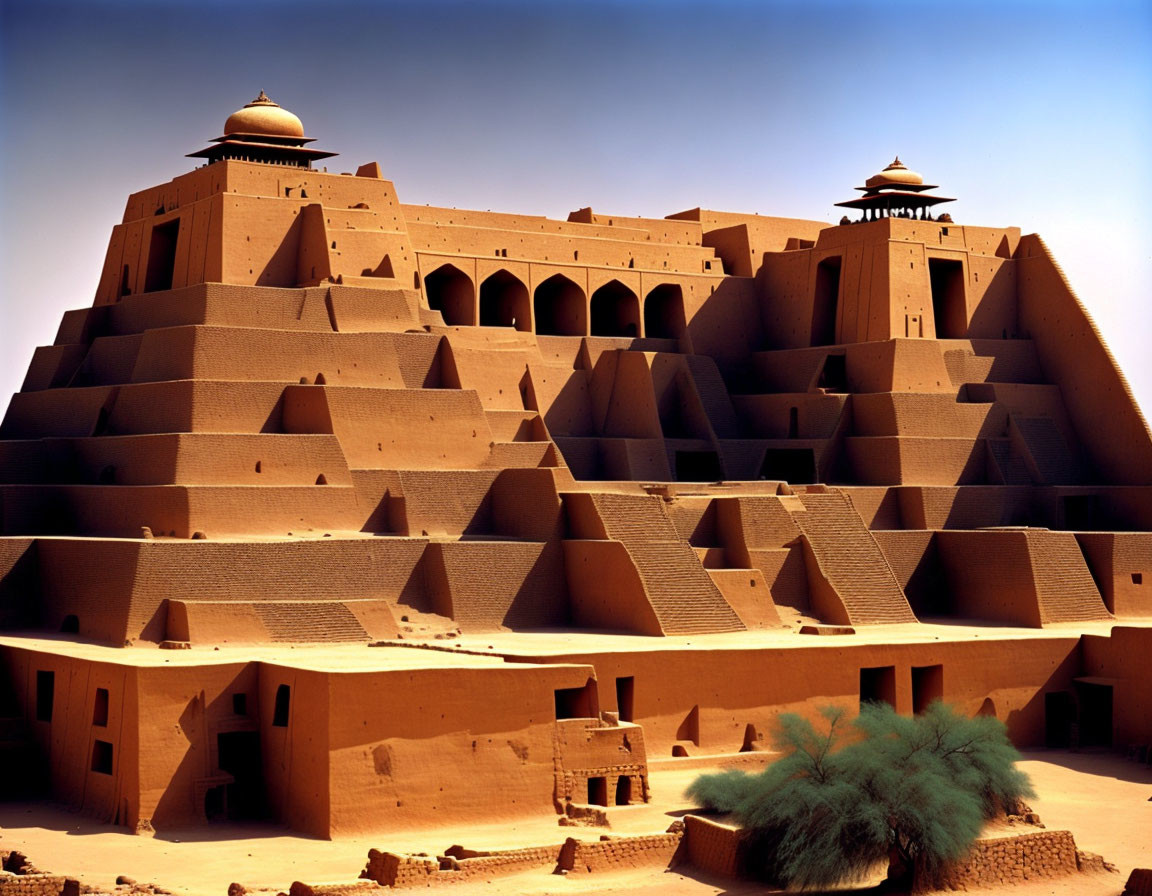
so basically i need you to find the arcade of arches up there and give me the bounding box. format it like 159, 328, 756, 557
423, 266, 686, 339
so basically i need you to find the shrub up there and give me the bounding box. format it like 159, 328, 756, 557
686, 701, 1034, 889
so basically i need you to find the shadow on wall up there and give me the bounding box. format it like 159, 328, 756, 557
684, 278, 764, 386
1001, 646, 1084, 748
150, 669, 268, 834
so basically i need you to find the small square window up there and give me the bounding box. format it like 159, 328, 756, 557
1132, 573, 1143, 585
36, 671, 54, 723
91, 740, 113, 775
93, 688, 109, 727
232, 693, 248, 716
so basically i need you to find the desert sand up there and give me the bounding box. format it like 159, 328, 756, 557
1, 748, 1147, 896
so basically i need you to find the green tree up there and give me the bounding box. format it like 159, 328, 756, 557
686, 701, 1034, 889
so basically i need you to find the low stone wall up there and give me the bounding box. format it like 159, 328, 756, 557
557, 832, 683, 875
361, 843, 563, 887
916, 830, 1079, 892
680, 815, 743, 878
288, 882, 379, 896
360, 830, 684, 887
0, 875, 78, 896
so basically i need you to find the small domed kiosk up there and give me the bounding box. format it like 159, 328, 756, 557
188, 91, 336, 168
836, 157, 954, 222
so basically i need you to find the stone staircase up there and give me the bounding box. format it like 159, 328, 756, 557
987, 439, 1034, 485
685, 356, 742, 438
591, 493, 744, 634
1011, 415, 1081, 484
253, 601, 369, 642
1027, 532, 1111, 623
791, 491, 916, 624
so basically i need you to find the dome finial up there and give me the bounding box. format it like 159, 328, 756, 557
250, 90, 275, 106
888, 156, 906, 170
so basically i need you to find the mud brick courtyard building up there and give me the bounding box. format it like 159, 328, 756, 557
0, 94, 1148, 838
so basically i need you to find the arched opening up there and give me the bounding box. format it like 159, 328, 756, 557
643, 284, 686, 338
590, 280, 640, 337
60, 615, 79, 634
533, 274, 586, 336
479, 270, 530, 331
424, 264, 475, 326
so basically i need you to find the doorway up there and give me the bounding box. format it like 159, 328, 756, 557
929, 258, 966, 338
216, 731, 265, 820
811, 257, 841, 346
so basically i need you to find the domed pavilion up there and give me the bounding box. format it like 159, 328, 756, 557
835, 157, 954, 221
187, 91, 336, 168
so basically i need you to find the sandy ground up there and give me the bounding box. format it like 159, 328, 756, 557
0, 748, 1148, 896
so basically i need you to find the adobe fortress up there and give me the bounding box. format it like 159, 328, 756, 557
0, 93, 1149, 839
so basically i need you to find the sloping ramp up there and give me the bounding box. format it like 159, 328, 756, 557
791, 491, 916, 625
590, 493, 745, 634
1026, 531, 1111, 623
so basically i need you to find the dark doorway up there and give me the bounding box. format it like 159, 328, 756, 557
911, 665, 943, 714
860, 666, 896, 708
676, 451, 723, 482
587, 776, 608, 806
1075, 682, 1113, 747
929, 258, 966, 338
590, 280, 640, 337
479, 270, 530, 330
614, 776, 633, 806
534, 275, 586, 335
643, 284, 686, 338
1061, 495, 1100, 530
424, 264, 475, 326
739, 723, 758, 753
60, 614, 79, 633
1045, 691, 1075, 747
811, 257, 841, 346
615, 677, 634, 723
217, 731, 266, 820
788, 407, 799, 439
144, 219, 180, 293
760, 448, 817, 484
204, 785, 226, 822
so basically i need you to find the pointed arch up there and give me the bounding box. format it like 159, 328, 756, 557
533, 274, 586, 336
480, 270, 530, 331
590, 280, 640, 337
643, 284, 686, 338
424, 263, 475, 326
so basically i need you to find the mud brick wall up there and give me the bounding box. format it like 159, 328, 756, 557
917, 830, 1079, 892
558, 832, 683, 874
360, 844, 562, 887
361, 852, 439, 888
0, 875, 78, 896
443, 846, 561, 881
682, 815, 743, 878
288, 882, 380, 896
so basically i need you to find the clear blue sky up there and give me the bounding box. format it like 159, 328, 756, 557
2, 0, 1149, 418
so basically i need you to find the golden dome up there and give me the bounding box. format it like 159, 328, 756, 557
223, 91, 305, 139
865, 157, 925, 189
